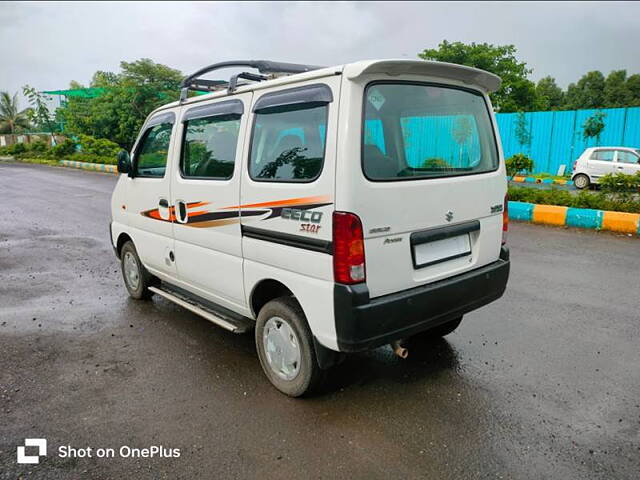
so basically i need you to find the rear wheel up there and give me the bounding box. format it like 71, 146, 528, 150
120, 241, 155, 300
573, 174, 590, 190
255, 297, 324, 397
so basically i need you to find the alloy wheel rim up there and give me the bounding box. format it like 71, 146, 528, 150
123, 251, 140, 290
263, 316, 301, 381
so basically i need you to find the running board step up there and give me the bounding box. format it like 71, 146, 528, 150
149, 286, 254, 334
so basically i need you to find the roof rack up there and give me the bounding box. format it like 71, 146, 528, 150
180, 60, 324, 101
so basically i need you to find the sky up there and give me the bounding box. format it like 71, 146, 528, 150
2, 1, 640, 106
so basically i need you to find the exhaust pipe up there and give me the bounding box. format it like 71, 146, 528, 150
391, 340, 408, 359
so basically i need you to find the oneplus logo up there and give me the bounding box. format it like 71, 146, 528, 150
17, 438, 47, 464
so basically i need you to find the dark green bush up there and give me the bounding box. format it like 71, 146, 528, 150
76, 134, 121, 158
51, 139, 77, 158
506, 153, 534, 178
9, 143, 27, 155
27, 139, 49, 153
599, 172, 640, 193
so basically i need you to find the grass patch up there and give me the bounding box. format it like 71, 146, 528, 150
531, 172, 571, 181
7, 157, 61, 167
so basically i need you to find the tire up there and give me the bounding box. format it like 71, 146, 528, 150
255, 296, 324, 397
407, 316, 463, 346
573, 174, 590, 190
120, 241, 155, 300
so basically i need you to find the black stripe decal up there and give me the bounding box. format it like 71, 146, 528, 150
186, 209, 266, 224
241, 225, 333, 255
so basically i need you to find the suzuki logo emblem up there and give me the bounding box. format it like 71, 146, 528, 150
445, 210, 454, 222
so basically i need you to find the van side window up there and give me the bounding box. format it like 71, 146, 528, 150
181, 115, 240, 179
249, 105, 327, 182
590, 150, 614, 162
135, 123, 173, 178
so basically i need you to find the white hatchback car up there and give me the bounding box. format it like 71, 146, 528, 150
572, 147, 640, 189
110, 59, 510, 396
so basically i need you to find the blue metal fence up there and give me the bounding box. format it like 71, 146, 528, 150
496, 107, 640, 174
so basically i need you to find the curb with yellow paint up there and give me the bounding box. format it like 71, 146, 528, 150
509, 201, 640, 235
59, 159, 118, 174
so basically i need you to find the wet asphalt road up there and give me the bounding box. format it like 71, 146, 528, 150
1, 162, 639, 480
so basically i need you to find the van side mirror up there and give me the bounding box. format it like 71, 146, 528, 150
117, 150, 132, 175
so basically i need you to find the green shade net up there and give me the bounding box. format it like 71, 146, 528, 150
42, 88, 106, 98
42, 87, 209, 98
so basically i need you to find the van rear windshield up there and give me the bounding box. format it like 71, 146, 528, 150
362, 83, 499, 181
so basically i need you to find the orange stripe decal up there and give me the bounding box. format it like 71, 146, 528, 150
223, 195, 331, 210
187, 201, 210, 209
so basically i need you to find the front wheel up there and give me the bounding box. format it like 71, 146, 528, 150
120, 241, 155, 300
573, 173, 590, 190
255, 297, 324, 397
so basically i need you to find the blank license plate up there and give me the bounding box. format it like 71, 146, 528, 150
413, 234, 471, 268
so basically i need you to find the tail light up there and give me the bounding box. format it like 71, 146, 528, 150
573, 161, 577, 172
333, 212, 366, 284
502, 194, 509, 245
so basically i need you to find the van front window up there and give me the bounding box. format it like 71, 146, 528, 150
362, 83, 499, 181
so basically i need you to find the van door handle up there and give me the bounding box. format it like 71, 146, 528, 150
157, 198, 171, 221
176, 200, 188, 224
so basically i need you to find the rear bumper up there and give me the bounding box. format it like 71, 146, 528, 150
334, 247, 510, 352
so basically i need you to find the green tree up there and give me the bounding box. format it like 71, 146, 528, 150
626, 74, 640, 106
564, 71, 605, 110
603, 70, 632, 108
535, 76, 564, 110
418, 40, 537, 112
514, 112, 532, 150
60, 58, 183, 148
22, 85, 57, 132
582, 111, 606, 145
505, 153, 534, 178
90, 71, 118, 88
0, 91, 31, 133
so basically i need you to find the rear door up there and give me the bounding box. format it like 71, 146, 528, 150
588, 149, 616, 179
344, 81, 505, 298
239, 78, 340, 279
614, 149, 640, 175
170, 94, 252, 310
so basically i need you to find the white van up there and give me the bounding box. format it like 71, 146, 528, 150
110, 59, 510, 396
572, 146, 640, 189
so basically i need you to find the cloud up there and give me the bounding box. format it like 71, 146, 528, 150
2, 0, 640, 103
